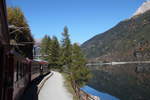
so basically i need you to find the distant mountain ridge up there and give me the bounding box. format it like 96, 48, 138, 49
81, 8, 150, 61
35, 38, 42, 46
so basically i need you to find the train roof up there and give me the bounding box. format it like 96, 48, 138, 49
33, 59, 48, 65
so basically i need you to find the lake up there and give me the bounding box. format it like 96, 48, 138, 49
87, 63, 150, 100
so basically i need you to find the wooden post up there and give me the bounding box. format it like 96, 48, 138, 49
85, 94, 88, 100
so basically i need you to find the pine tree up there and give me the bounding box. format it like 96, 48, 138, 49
61, 26, 72, 70
48, 36, 61, 69
40, 35, 51, 61
71, 43, 91, 87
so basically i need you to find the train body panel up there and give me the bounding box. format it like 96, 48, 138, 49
7, 51, 50, 100
6, 51, 30, 100
31, 60, 40, 80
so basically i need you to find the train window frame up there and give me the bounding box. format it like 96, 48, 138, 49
20, 62, 23, 78
16, 61, 19, 81
18, 61, 22, 80
22, 62, 26, 77
0, 12, 2, 43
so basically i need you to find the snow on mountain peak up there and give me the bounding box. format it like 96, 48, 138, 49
133, 0, 150, 16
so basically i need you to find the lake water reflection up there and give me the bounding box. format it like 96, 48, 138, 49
87, 63, 150, 100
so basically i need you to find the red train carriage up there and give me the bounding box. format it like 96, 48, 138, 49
0, 1, 50, 100
3, 51, 49, 100
34, 59, 49, 75
31, 59, 49, 80
31, 60, 41, 80
0, 0, 10, 100
5, 50, 31, 100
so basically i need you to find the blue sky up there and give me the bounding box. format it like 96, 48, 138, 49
7, 0, 145, 44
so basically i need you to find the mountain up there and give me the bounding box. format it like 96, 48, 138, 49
35, 38, 42, 46
134, 0, 150, 16
83, 2, 150, 100
81, 9, 150, 61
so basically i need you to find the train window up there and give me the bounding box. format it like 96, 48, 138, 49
19, 62, 21, 79
23, 63, 25, 77
20, 62, 23, 78
21, 63, 24, 77
22, 63, 24, 77
16, 61, 19, 81
22, 63, 24, 76
0, 20, 1, 32
17, 61, 19, 80
0, 14, 2, 42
